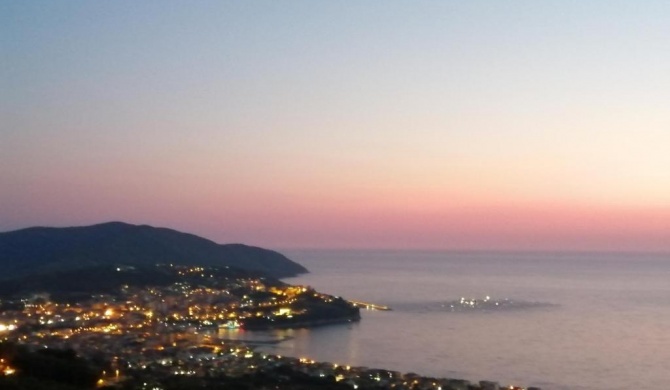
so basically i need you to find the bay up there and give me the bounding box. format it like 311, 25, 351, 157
244, 250, 670, 390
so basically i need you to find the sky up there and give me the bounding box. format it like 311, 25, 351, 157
2, 1, 669, 252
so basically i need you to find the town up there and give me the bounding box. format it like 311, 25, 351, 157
0, 264, 538, 390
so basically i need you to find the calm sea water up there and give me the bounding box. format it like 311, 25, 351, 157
234, 250, 670, 390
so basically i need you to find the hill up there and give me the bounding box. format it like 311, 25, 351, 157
0, 263, 283, 300
0, 222, 307, 279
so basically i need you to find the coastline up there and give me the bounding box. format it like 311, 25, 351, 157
233, 337, 540, 390
242, 313, 361, 330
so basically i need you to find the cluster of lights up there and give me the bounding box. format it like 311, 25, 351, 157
173, 370, 196, 375
0, 358, 16, 376
1, 265, 382, 388
0, 324, 16, 332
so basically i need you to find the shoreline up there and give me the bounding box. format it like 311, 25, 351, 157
242, 314, 361, 330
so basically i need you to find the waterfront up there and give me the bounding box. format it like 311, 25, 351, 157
0, 262, 525, 389
254, 250, 670, 390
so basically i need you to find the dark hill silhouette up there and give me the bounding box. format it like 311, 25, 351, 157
0, 222, 307, 279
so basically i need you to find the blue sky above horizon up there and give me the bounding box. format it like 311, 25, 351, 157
2, 1, 669, 252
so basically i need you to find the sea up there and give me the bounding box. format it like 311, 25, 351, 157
222, 250, 670, 390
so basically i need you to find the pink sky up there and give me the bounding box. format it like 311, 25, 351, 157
2, 1, 669, 252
